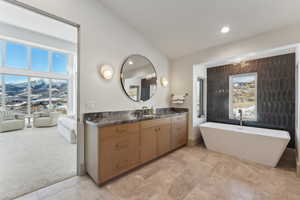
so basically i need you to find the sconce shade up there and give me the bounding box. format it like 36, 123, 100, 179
161, 77, 168, 87
100, 64, 114, 80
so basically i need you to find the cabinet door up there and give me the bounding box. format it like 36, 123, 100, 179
141, 127, 157, 163
171, 116, 187, 150
128, 132, 140, 167
157, 124, 171, 156
172, 126, 187, 149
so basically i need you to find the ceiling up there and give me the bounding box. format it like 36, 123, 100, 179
0, 1, 77, 43
100, 0, 300, 59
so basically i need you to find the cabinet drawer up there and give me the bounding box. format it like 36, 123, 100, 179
99, 122, 140, 140
141, 118, 171, 129
100, 132, 140, 182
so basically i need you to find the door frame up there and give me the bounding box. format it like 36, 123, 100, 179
2, 0, 82, 175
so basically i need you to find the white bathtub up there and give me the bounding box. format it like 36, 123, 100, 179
199, 122, 290, 167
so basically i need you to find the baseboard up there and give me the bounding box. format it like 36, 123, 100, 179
188, 137, 204, 146
187, 139, 198, 146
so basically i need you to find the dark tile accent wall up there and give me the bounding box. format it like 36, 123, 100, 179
207, 53, 295, 148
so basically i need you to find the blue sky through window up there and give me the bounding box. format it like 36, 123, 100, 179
31, 48, 49, 72
6, 42, 28, 69
2, 42, 69, 83
52, 52, 68, 74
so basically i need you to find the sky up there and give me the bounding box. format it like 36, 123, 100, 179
1, 42, 68, 83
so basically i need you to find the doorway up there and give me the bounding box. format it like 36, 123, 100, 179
0, 1, 80, 199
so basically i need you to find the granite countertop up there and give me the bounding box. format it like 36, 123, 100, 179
84, 108, 188, 127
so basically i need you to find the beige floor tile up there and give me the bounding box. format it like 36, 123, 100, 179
14, 192, 39, 200
15, 146, 300, 200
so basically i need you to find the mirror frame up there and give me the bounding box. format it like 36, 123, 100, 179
120, 54, 158, 102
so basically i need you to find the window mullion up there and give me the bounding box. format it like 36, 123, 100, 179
49, 79, 52, 109
28, 77, 31, 115
2, 75, 5, 109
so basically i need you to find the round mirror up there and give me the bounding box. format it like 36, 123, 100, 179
121, 55, 157, 102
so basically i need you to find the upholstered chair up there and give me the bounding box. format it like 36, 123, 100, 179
33, 111, 60, 128
0, 111, 25, 132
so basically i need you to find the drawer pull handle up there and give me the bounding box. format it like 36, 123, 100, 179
155, 127, 161, 132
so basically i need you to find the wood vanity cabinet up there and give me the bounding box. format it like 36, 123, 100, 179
140, 118, 171, 163
85, 113, 187, 185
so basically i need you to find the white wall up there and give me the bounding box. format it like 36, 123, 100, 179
191, 64, 206, 142
171, 23, 300, 142
19, 0, 171, 115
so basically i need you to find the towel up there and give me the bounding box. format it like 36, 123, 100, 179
172, 95, 185, 100
172, 100, 184, 104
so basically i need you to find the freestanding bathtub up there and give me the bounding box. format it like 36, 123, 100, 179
199, 122, 290, 167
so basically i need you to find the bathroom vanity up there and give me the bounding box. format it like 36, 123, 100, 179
84, 108, 188, 184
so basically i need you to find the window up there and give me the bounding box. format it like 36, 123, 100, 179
6, 42, 28, 69
51, 79, 68, 114
197, 78, 204, 118
0, 39, 72, 115
229, 73, 257, 121
52, 52, 68, 74
5, 75, 28, 114
30, 78, 50, 113
31, 48, 49, 72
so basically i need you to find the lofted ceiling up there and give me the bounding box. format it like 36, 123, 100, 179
0, 1, 77, 43
100, 0, 300, 60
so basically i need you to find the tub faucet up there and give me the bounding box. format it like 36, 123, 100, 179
238, 109, 243, 126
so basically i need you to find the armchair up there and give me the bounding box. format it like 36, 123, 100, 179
33, 111, 60, 128
0, 111, 25, 132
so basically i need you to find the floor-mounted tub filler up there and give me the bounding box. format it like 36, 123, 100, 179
199, 122, 290, 167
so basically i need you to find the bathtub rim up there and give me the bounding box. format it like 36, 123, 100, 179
199, 122, 290, 140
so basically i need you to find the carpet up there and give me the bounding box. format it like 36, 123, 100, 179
0, 127, 77, 200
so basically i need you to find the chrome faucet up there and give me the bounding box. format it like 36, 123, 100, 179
238, 109, 243, 126
142, 106, 148, 116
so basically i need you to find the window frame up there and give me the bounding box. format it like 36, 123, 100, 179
197, 78, 205, 118
229, 72, 258, 121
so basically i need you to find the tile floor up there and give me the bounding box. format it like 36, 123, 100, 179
16, 145, 300, 200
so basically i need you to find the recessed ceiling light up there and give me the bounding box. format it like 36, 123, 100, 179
128, 60, 133, 65
221, 26, 230, 34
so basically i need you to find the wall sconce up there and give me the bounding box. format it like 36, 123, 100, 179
99, 64, 114, 80
161, 77, 169, 87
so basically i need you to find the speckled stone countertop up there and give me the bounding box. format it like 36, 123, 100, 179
84, 108, 188, 127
